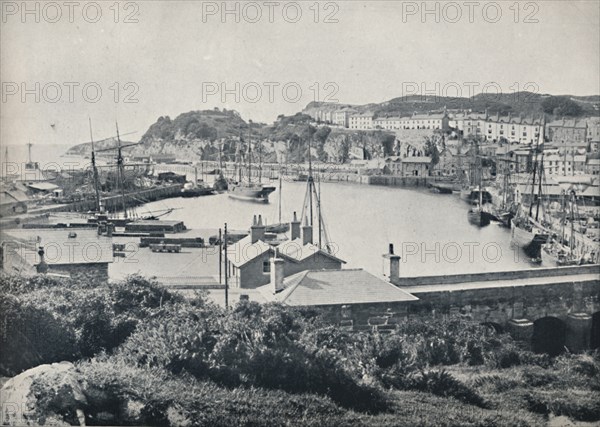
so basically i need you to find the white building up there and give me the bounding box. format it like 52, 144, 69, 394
349, 113, 374, 130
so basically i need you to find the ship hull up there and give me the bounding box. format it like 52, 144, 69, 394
460, 188, 493, 205
467, 210, 491, 227
180, 188, 214, 197
228, 185, 276, 203
510, 219, 536, 248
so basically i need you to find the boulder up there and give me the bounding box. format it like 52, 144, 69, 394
0, 361, 86, 426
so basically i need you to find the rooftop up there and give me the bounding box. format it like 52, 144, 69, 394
257, 268, 418, 307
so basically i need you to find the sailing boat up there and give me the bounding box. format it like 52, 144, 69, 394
467, 153, 492, 227
510, 144, 549, 256
541, 179, 597, 266
228, 130, 275, 203
213, 140, 228, 192
266, 174, 290, 233
459, 145, 492, 204
86, 120, 174, 224
298, 139, 334, 253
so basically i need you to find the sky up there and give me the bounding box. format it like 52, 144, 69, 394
1, 0, 599, 147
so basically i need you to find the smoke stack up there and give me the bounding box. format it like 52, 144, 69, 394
302, 216, 313, 245
382, 243, 400, 283
250, 214, 266, 243
271, 249, 285, 294
290, 211, 301, 240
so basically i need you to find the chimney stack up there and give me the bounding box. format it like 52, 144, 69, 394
271, 249, 285, 293
106, 223, 114, 237
382, 243, 400, 284
36, 246, 48, 274
302, 216, 313, 245
290, 211, 301, 240
250, 214, 266, 243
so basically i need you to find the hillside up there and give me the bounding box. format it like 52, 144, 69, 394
306, 92, 600, 118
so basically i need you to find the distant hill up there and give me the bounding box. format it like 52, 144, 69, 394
305, 92, 600, 118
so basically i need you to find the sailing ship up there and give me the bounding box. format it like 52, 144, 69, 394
467, 152, 493, 227
180, 167, 214, 197
86, 120, 174, 224
510, 144, 549, 257
459, 146, 493, 204
541, 179, 598, 266
228, 131, 275, 203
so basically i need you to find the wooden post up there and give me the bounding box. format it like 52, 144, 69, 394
224, 223, 229, 309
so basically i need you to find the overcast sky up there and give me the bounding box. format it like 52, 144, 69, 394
1, 0, 599, 147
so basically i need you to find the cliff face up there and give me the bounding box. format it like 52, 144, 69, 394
66, 109, 401, 164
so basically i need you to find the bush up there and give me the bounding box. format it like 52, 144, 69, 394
404, 370, 488, 408
0, 294, 78, 376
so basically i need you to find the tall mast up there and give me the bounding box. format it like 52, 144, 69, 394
307, 138, 313, 226
317, 172, 322, 249
535, 152, 544, 221
258, 139, 262, 183
115, 122, 127, 218
27, 142, 32, 163
278, 174, 282, 224
529, 141, 539, 218
247, 128, 251, 184
88, 118, 101, 212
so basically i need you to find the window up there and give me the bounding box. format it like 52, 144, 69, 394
263, 261, 270, 273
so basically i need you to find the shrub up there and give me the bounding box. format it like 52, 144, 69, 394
404, 370, 489, 408
0, 294, 78, 376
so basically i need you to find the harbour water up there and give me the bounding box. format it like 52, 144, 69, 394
133, 181, 536, 279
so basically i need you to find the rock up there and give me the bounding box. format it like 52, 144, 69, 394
0, 361, 86, 426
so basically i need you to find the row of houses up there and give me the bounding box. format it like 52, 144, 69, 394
309, 106, 600, 149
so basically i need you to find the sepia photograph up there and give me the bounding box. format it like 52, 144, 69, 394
1, 1, 599, 425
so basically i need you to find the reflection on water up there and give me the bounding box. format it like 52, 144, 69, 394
137, 181, 535, 278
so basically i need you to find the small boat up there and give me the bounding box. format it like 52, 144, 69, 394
460, 186, 493, 204
213, 173, 229, 192
468, 205, 492, 227
180, 182, 214, 197
541, 243, 580, 267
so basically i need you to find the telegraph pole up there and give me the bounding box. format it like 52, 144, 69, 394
218, 228, 222, 284
224, 223, 229, 309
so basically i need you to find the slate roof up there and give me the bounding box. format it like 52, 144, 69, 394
2, 228, 114, 265
276, 238, 346, 265
227, 235, 272, 268
26, 182, 59, 191
0, 190, 29, 205
257, 268, 418, 307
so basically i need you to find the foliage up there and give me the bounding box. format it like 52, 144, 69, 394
541, 96, 583, 117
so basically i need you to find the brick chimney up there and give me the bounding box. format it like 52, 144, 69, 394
302, 216, 313, 245
250, 215, 266, 243
382, 243, 400, 283
271, 250, 285, 293
290, 211, 301, 240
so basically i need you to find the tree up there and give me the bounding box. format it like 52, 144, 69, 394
541, 96, 583, 117
424, 137, 440, 166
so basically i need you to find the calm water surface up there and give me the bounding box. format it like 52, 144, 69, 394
137, 181, 535, 278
